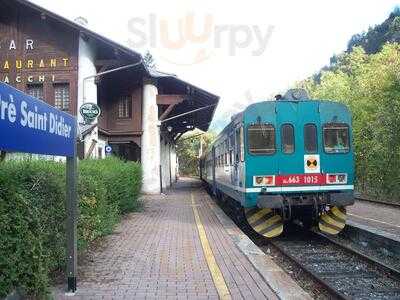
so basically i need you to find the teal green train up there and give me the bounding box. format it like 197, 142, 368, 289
200, 89, 355, 238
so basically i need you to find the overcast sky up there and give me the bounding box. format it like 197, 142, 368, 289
31, 0, 399, 129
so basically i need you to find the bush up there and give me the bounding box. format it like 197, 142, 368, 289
0, 157, 142, 298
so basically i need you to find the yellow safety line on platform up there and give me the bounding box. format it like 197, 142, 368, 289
348, 213, 400, 229
191, 193, 231, 300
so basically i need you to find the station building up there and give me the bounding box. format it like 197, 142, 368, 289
0, 0, 219, 193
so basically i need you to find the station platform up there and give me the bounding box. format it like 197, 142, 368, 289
347, 200, 400, 242
54, 178, 310, 300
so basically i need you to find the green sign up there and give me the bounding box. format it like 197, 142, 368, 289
79, 102, 100, 123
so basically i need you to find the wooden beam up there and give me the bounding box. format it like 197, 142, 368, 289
174, 132, 184, 142
84, 139, 98, 159
156, 94, 185, 105
159, 104, 176, 121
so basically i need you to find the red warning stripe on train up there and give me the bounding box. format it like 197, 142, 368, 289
275, 174, 326, 186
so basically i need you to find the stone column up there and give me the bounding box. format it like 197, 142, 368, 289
141, 80, 161, 194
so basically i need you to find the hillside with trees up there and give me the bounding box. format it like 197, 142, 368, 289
347, 7, 400, 54
300, 8, 400, 200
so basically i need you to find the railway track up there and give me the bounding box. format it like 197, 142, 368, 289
268, 228, 400, 300
214, 195, 400, 299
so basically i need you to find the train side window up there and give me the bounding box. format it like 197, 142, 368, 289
247, 124, 275, 155
281, 124, 294, 154
304, 124, 317, 153
323, 123, 350, 153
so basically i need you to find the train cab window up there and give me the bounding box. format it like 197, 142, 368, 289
281, 124, 294, 154
304, 124, 318, 153
323, 124, 350, 153
248, 124, 275, 155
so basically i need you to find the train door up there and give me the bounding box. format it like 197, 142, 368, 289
229, 133, 235, 185
277, 101, 321, 177
212, 146, 216, 194
277, 102, 303, 175
299, 102, 321, 176
233, 126, 245, 188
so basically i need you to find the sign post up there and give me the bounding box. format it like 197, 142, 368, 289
66, 153, 78, 293
0, 82, 78, 293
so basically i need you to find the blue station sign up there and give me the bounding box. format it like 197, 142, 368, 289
0, 82, 77, 157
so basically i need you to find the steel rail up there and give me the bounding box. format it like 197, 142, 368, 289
268, 236, 350, 300
316, 230, 400, 277
268, 229, 400, 300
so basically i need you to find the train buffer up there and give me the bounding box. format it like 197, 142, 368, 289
53, 178, 311, 299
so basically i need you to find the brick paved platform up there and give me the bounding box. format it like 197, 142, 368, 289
54, 178, 310, 300
348, 200, 400, 241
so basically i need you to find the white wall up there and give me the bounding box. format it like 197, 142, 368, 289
170, 145, 177, 182
77, 36, 98, 123
97, 137, 107, 159
82, 128, 107, 159
78, 35, 102, 158
160, 139, 173, 190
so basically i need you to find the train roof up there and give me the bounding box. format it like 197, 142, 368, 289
245, 99, 350, 113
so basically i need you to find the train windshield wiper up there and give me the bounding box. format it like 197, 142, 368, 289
259, 123, 267, 138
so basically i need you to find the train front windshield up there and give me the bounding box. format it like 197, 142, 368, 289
323, 124, 350, 153
247, 124, 275, 155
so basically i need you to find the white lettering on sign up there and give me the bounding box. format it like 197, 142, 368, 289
0, 94, 17, 123
0, 39, 35, 51
9, 40, 16, 50
26, 39, 34, 50
304, 175, 319, 184
0, 94, 71, 138
20, 101, 47, 131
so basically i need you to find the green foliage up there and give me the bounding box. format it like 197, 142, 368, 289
0, 157, 142, 298
300, 43, 400, 199
177, 131, 215, 176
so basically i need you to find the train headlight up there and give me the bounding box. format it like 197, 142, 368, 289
326, 173, 347, 184
253, 175, 275, 186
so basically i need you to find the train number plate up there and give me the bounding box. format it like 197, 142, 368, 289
276, 174, 325, 185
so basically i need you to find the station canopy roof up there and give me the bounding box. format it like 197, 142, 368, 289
13, 0, 220, 141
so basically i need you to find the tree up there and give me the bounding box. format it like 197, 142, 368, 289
143, 50, 156, 69
300, 44, 400, 200
176, 131, 216, 176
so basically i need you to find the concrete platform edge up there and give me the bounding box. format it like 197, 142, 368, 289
347, 220, 400, 243
205, 197, 312, 300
